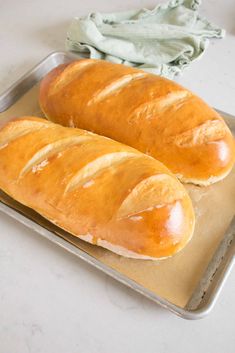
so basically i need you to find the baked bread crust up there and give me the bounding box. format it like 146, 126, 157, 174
40, 59, 235, 185
0, 117, 195, 259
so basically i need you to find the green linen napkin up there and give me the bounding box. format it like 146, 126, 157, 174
66, 0, 225, 79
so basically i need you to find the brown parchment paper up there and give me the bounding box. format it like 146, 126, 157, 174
0, 85, 235, 308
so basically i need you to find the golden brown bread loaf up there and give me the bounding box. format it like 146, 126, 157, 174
0, 117, 194, 259
39, 59, 235, 186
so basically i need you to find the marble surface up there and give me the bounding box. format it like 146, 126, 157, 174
0, 0, 235, 352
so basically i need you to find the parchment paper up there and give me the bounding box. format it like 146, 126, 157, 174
0, 85, 234, 308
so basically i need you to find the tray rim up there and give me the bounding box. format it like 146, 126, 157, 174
0, 50, 234, 319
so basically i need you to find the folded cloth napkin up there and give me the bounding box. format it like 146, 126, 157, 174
66, 0, 225, 79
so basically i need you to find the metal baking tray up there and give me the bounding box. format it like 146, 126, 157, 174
0, 51, 234, 319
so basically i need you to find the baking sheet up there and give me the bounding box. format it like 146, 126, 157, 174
0, 79, 235, 309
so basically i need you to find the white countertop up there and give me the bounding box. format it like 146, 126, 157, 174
0, 0, 235, 352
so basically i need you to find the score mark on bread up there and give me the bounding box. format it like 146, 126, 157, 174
116, 174, 185, 220
65, 151, 140, 193
87, 72, 147, 105
19, 135, 92, 177
169, 119, 229, 147
0, 118, 50, 149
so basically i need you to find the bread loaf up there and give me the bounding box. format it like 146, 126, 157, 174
0, 117, 194, 259
39, 59, 235, 186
